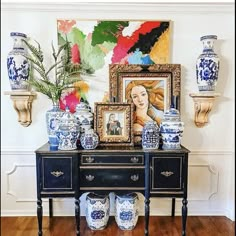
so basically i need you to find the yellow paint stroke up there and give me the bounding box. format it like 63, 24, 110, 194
150, 28, 170, 64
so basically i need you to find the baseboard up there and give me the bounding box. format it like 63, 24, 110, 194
1, 209, 232, 218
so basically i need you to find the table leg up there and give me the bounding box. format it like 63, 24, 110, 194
75, 198, 80, 236
49, 198, 53, 218
182, 198, 188, 236
144, 152, 150, 236
37, 199, 43, 236
171, 198, 176, 217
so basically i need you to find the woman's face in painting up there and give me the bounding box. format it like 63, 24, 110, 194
130, 85, 149, 109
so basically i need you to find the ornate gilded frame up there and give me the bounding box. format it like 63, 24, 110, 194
94, 102, 134, 146
109, 64, 181, 144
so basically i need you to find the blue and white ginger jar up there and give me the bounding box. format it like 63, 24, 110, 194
86, 193, 110, 230
74, 101, 94, 133
80, 129, 99, 150
196, 35, 220, 92
56, 107, 80, 150
115, 193, 139, 230
160, 108, 184, 150
142, 121, 160, 149
7, 32, 30, 91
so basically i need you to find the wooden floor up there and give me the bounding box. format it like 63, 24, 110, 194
1, 216, 235, 236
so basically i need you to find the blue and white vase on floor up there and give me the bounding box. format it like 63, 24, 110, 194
46, 103, 63, 151
196, 35, 220, 92
86, 193, 110, 230
160, 108, 184, 150
7, 32, 30, 91
115, 193, 139, 230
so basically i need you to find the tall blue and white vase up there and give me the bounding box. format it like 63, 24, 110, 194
86, 193, 110, 230
115, 193, 139, 230
160, 108, 184, 150
142, 121, 160, 149
7, 32, 30, 91
196, 35, 220, 92
46, 103, 63, 151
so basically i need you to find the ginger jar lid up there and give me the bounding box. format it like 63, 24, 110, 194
163, 108, 180, 122
59, 107, 79, 130
75, 101, 91, 112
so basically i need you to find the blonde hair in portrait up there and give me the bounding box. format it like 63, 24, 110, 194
125, 80, 164, 131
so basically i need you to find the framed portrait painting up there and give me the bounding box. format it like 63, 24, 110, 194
109, 64, 181, 144
94, 103, 134, 146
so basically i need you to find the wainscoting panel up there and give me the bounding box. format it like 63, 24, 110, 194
1, 148, 234, 220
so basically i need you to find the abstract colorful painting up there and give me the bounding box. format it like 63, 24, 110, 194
57, 19, 170, 112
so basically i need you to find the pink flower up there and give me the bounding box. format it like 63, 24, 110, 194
71, 44, 81, 64
57, 20, 76, 34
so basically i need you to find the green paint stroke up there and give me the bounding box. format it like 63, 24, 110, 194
91, 21, 129, 46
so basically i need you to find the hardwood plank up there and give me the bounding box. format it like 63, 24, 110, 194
1, 216, 235, 236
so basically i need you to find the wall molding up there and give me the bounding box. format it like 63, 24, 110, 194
1, 2, 234, 14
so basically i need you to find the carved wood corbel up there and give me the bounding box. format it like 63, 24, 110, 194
189, 93, 220, 127
4, 91, 37, 127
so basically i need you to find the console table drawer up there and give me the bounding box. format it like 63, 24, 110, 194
41, 156, 74, 191
81, 154, 144, 165
80, 167, 144, 188
151, 156, 183, 191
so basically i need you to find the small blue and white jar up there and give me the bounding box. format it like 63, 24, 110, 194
196, 35, 220, 92
7, 32, 30, 91
160, 108, 184, 150
80, 129, 99, 150
86, 193, 110, 230
142, 121, 160, 149
115, 193, 139, 230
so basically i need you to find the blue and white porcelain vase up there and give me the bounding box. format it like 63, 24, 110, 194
115, 193, 139, 230
160, 108, 184, 150
56, 107, 80, 150
80, 129, 99, 150
196, 35, 220, 92
45, 103, 63, 151
142, 121, 160, 149
74, 101, 94, 134
7, 32, 30, 91
86, 193, 110, 230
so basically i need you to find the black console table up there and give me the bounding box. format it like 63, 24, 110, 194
35, 143, 190, 236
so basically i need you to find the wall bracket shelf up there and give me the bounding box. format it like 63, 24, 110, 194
189, 92, 220, 127
4, 91, 37, 127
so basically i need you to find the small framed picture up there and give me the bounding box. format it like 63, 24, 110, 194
94, 103, 134, 146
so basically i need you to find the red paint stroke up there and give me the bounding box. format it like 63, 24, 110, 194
71, 44, 81, 64
112, 22, 161, 63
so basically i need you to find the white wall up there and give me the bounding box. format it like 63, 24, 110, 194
1, 2, 235, 220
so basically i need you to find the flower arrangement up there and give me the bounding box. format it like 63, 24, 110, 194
23, 37, 93, 106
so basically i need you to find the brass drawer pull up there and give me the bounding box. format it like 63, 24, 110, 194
161, 171, 174, 177
130, 174, 139, 181
85, 156, 94, 163
85, 175, 95, 181
130, 157, 139, 163
51, 171, 64, 177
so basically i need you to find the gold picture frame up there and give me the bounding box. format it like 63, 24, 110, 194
109, 64, 181, 144
94, 102, 134, 146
